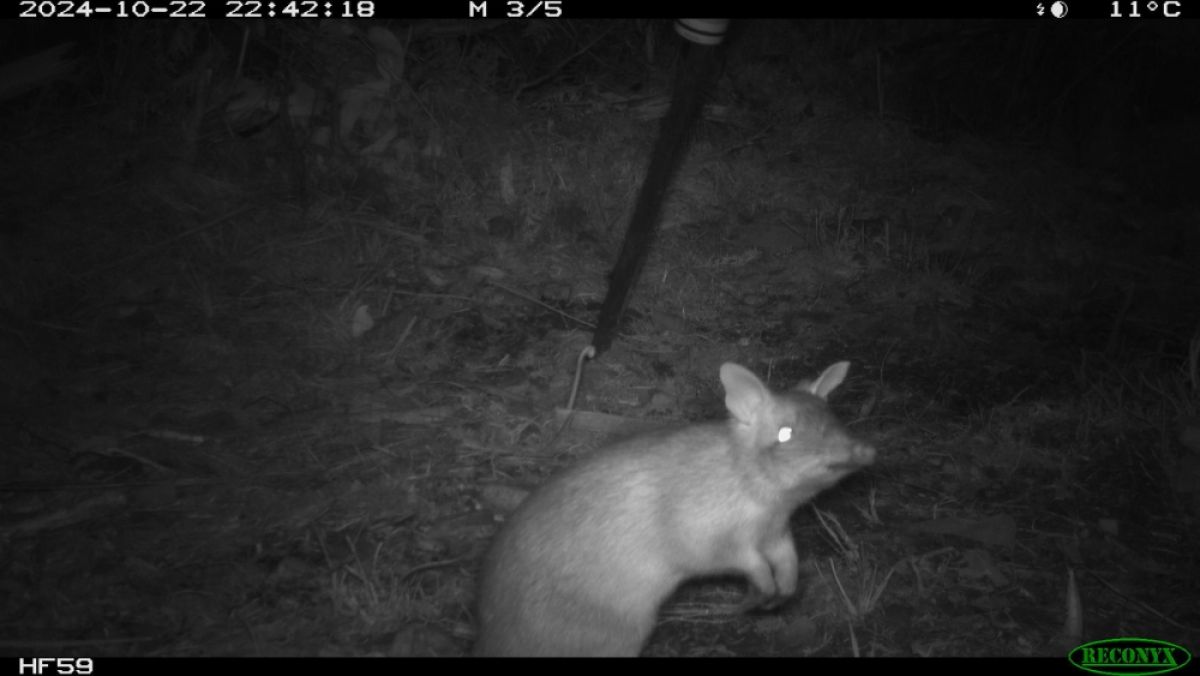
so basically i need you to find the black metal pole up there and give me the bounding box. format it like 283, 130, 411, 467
591, 39, 724, 355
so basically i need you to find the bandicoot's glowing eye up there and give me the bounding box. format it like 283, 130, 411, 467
777, 426, 793, 443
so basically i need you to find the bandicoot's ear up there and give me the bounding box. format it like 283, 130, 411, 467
719, 363, 769, 424
801, 361, 850, 400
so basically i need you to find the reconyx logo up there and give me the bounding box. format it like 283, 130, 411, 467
1069, 638, 1192, 676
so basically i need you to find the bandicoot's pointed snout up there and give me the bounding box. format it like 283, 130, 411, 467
853, 441, 876, 465
830, 441, 875, 470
